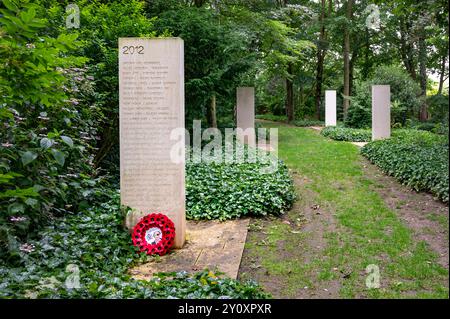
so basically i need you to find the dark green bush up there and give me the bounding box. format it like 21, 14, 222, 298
361, 131, 449, 203
255, 114, 288, 122
321, 126, 372, 142
0, 1, 106, 259
0, 193, 270, 298
427, 94, 449, 124
345, 103, 372, 129
153, 7, 252, 129
186, 151, 295, 220
345, 66, 421, 128
407, 121, 438, 132
255, 115, 324, 127
293, 119, 324, 127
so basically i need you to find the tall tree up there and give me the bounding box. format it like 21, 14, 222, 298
314, 0, 328, 120
286, 62, 295, 122
343, 0, 353, 119
418, 23, 428, 121
281, 0, 295, 122
438, 40, 449, 95
399, 16, 417, 80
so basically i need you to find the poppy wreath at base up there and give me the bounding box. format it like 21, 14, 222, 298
132, 213, 175, 256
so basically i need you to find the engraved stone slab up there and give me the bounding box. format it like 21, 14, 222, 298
236, 87, 256, 146
372, 85, 391, 141
325, 90, 337, 126
119, 38, 186, 248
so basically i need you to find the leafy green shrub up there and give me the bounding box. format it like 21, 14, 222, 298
0, 193, 270, 299
346, 66, 421, 128
153, 7, 251, 130
406, 121, 438, 132
293, 119, 324, 127
0, 1, 105, 259
186, 150, 295, 220
321, 127, 372, 142
345, 102, 372, 129
255, 115, 324, 127
361, 131, 449, 203
432, 123, 449, 137
74, 0, 155, 166
255, 114, 288, 122
427, 94, 449, 124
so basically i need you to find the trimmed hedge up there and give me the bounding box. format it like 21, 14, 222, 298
255, 114, 324, 128
186, 156, 295, 220
361, 131, 449, 203
293, 119, 324, 127
321, 126, 371, 142
255, 114, 287, 122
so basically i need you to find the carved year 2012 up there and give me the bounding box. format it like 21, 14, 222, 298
122, 45, 144, 55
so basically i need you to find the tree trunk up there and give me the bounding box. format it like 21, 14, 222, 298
314, 0, 327, 121
418, 30, 428, 121
299, 82, 304, 112
343, 0, 353, 120
207, 94, 217, 128
281, 0, 294, 122
93, 113, 118, 167
399, 17, 417, 81
362, 28, 370, 79
349, 46, 358, 98
193, 0, 206, 8
286, 63, 294, 122
438, 49, 448, 95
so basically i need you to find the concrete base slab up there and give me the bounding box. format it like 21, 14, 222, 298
351, 142, 368, 147
130, 219, 249, 280
309, 126, 324, 131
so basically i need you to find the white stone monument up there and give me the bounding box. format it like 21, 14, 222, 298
119, 38, 186, 248
325, 90, 337, 126
236, 87, 256, 146
372, 85, 391, 141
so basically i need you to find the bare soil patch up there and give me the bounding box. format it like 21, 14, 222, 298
239, 171, 341, 298
361, 158, 449, 269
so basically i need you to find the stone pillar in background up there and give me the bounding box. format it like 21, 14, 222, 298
119, 38, 186, 248
372, 85, 391, 141
236, 87, 256, 146
325, 90, 337, 126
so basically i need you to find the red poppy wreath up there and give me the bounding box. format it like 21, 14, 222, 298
132, 213, 175, 256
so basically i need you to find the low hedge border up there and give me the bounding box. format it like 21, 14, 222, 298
361, 131, 449, 203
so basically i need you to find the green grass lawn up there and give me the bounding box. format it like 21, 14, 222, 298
240, 122, 449, 298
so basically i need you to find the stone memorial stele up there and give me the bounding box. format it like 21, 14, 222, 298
325, 90, 337, 126
236, 87, 256, 146
119, 38, 186, 248
372, 85, 391, 141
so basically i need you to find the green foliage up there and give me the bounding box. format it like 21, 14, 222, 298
346, 66, 421, 128
0, 193, 270, 298
321, 126, 372, 142
255, 115, 324, 127
255, 114, 287, 122
344, 103, 372, 129
361, 131, 449, 203
427, 94, 449, 123
0, 0, 105, 259
293, 119, 324, 127
73, 0, 155, 166
406, 120, 438, 132
153, 7, 253, 125
403, 118, 449, 137
186, 150, 295, 220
